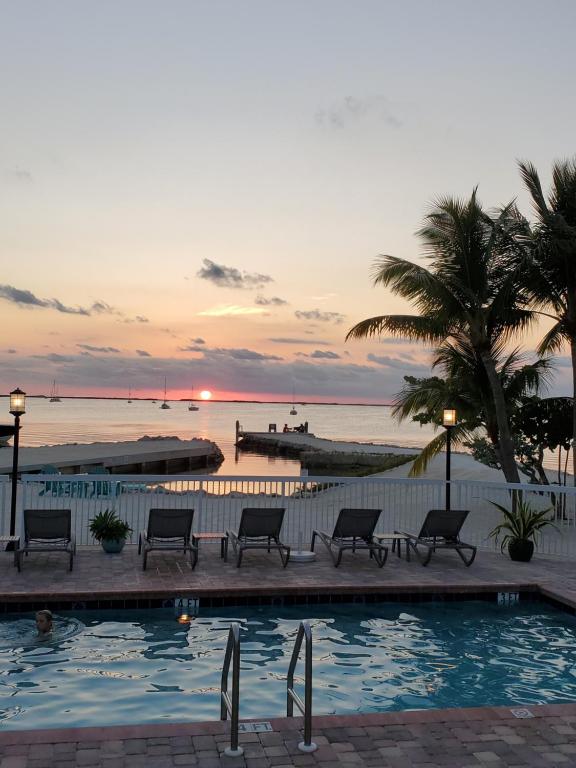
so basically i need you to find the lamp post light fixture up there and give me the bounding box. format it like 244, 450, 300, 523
9, 388, 26, 538
442, 408, 456, 512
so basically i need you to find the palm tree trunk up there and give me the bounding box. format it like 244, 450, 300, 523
480, 352, 521, 483
571, 339, 576, 486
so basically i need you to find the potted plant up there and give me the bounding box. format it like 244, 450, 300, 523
89, 509, 133, 553
489, 497, 556, 562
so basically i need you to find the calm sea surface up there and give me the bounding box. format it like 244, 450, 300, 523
2, 397, 563, 476
1, 398, 437, 477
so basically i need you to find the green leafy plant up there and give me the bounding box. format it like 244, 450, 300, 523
489, 497, 556, 552
89, 509, 132, 542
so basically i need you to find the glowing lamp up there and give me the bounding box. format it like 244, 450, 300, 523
177, 614, 191, 624
442, 408, 456, 427
9, 388, 26, 416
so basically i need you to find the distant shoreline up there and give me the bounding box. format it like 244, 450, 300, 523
0, 395, 395, 407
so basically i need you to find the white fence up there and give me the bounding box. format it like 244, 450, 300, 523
0, 474, 574, 557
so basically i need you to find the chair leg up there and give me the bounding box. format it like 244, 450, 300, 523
310, 532, 317, 551
190, 546, 198, 570
236, 547, 243, 568
456, 545, 477, 567
142, 550, 148, 571
69, 552, 74, 572
334, 547, 343, 567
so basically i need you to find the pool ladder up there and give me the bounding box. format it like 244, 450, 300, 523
220, 620, 317, 757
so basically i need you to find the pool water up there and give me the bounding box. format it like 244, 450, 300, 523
1, 601, 576, 730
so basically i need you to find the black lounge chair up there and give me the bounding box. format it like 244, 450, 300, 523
397, 509, 477, 566
311, 508, 388, 567
226, 508, 290, 567
138, 508, 197, 571
16, 509, 76, 571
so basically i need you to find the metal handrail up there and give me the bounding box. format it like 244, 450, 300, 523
220, 622, 243, 757
287, 620, 317, 753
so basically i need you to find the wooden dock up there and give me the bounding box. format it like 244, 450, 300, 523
0, 438, 224, 475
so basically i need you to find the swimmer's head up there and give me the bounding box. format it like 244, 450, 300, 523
35, 609, 53, 635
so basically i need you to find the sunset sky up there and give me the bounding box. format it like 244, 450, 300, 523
1, 0, 575, 403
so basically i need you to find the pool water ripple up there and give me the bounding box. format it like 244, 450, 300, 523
0, 601, 575, 729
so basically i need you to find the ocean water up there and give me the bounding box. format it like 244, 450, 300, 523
0, 397, 437, 477
0, 602, 575, 729
1, 397, 564, 477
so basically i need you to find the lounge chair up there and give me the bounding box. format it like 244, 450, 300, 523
397, 509, 477, 566
226, 508, 290, 567
138, 508, 197, 571
16, 509, 76, 572
311, 508, 388, 567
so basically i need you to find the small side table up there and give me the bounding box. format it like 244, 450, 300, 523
0, 536, 20, 567
374, 533, 411, 562
193, 532, 228, 561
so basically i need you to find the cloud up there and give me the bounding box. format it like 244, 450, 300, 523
367, 353, 429, 372
2, 167, 33, 184
182, 345, 283, 362
316, 95, 402, 130
32, 353, 76, 363
6, 349, 17, 354
309, 350, 341, 360
77, 344, 120, 354
136, 349, 152, 357
191, 337, 205, 344
198, 305, 267, 317
255, 295, 288, 306
197, 259, 273, 289
295, 309, 345, 324
0, 284, 90, 315
268, 337, 333, 346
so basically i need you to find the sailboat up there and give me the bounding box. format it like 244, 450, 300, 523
289, 384, 297, 416
188, 385, 199, 411
49, 381, 61, 403
160, 378, 171, 409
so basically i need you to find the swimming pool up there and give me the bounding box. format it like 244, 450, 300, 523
0, 601, 575, 730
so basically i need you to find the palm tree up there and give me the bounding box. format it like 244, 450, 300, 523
347, 191, 535, 483
518, 158, 576, 483
392, 343, 551, 477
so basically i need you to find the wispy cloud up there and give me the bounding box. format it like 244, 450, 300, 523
6, 349, 17, 354
300, 350, 342, 360
197, 259, 273, 289
367, 353, 428, 372
136, 349, 152, 357
2, 166, 33, 184
316, 95, 402, 130
191, 337, 205, 344
268, 337, 332, 346
255, 295, 288, 306
295, 309, 345, 324
181, 345, 283, 362
77, 344, 120, 354
0, 285, 90, 315
32, 353, 76, 363
198, 305, 267, 317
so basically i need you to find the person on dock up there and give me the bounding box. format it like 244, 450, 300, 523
35, 609, 54, 637
283, 424, 290, 432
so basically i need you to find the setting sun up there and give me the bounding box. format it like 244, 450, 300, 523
199, 390, 212, 400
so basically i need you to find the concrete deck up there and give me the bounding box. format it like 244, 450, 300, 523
1, 547, 576, 767
0, 438, 223, 475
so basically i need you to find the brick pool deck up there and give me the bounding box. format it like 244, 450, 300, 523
1, 545, 576, 767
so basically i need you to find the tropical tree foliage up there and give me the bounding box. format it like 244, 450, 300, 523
347, 191, 535, 482
518, 159, 576, 483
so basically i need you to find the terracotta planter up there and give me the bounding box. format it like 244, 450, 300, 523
101, 538, 126, 554
508, 538, 534, 562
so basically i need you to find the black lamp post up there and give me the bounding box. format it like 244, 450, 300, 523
9, 388, 26, 537
442, 408, 456, 512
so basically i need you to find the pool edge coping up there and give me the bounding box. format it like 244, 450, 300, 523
0, 703, 575, 746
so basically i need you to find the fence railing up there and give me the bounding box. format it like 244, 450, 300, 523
0, 473, 574, 557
